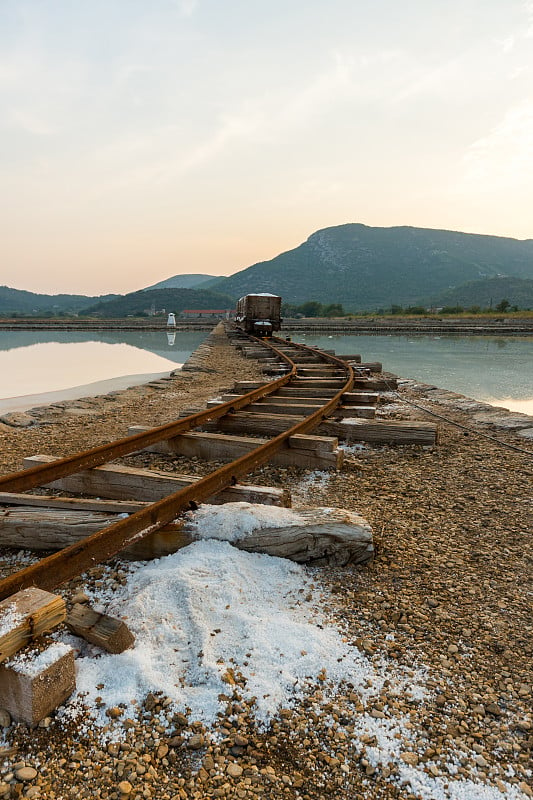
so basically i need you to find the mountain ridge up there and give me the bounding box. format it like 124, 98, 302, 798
208, 223, 533, 310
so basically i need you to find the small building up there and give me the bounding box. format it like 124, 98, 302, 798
180, 309, 231, 319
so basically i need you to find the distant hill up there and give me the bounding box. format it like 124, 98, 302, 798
0, 286, 118, 316
433, 277, 533, 309
143, 273, 216, 291
209, 223, 533, 310
83, 287, 235, 317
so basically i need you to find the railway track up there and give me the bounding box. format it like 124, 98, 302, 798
0, 332, 355, 602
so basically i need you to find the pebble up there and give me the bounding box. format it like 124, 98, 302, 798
14, 767, 37, 782
227, 763, 243, 778
118, 780, 133, 795
0, 709, 11, 728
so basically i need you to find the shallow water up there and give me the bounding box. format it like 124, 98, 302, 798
297, 333, 533, 415
0, 330, 207, 408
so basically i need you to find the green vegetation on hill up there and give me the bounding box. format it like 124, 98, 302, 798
210, 223, 533, 310
432, 277, 533, 310
142, 273, 216, 291
82, 287, 235, 317
0, 286, 118, 316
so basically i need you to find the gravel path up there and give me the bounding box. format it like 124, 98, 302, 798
0, 328, 531, 800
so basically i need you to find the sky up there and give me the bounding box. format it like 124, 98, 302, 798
1, 0, 533, 295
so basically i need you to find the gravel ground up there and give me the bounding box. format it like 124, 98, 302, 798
0, 327, 531, 800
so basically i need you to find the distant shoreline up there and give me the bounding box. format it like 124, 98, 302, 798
0, 317, 532, 334
0, 370, 175, 415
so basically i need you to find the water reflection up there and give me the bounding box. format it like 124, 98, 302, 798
0, 330, 207, 402
300, 333, 533, 413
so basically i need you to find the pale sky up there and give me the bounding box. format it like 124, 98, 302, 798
1, 0, 533, 295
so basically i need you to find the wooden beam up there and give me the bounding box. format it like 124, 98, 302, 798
275, 387, 338, 398
0, 492, 148, 514
321, 418, 437, 445
0, 508, 194, 558
0, 506, 124, 550
290, 378, 347, 388
22, 455, 291, 506
229, 505, 374, 566
342, 392, 379, 405
66, 604, 135, 653
127, 427, 342, 470
208, 412, 437, 445
0, 588, 66, 663
353, 377, 398, 390
0, 643, 75, 726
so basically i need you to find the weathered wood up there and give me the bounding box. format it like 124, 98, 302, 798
0, 492, 149, 514
330, 405, 376, 419
22, 455, 291, 507
246, 401, 324, 416
357, 362, 382, 373
66, 604, 135, 653
336, 354, 362, 362
0, 508, 194, 558
342, 392, 379, 405
290, 378, 349, 388
0, 642, 75, 726
192, 504, 374, 567
353, 378, 398, 390
207, 411, 306, 437
127, 427, 342, 470
208, 411, 437, 445
275, 387, 338, 398
233, 381, 269, 392
321, 418, 438, 445
0, 588, 66, 663
222, 393, 322, 406
0, 506, 122, 550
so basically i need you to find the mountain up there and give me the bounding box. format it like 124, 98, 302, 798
143, 273, 216, 291
433, 277, 533, 309
0, 286, 118, 316
209, 224, 533, 310
83, 287, 235, 317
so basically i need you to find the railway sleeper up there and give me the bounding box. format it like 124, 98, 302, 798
127, 427, 342, 470
21, 455, 291, 507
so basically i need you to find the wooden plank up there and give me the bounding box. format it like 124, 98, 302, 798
230, 505, 374, 566
0, 506, 122, 550
275, 387, 338, 398
246, 402, 376, 419
321, 418, 437, 445
233, 381, 269, 392
357, 362, 382, 373
207, 412, 307, 437
222, 393, 323, 406
127, 427, 342, 470
290, 379, 347, 388
212, 412, 437, 446
22, 455, 291, 507
0, 492, 148, 514
0, 588, 66, 663
336, 354, 362, 362
342, 392, 379, 405
330, 405, 376, 419
66, 604, 135, 653
0, 508, 194, 558
0, 643, 75, 726
246, 401, 323, 416
353, 377, 397, 390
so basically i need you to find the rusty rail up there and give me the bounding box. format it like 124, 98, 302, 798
0, 336, 353, 600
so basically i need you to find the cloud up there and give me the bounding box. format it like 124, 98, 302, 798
462, 100, 533, 188
176, 0, 198, 17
